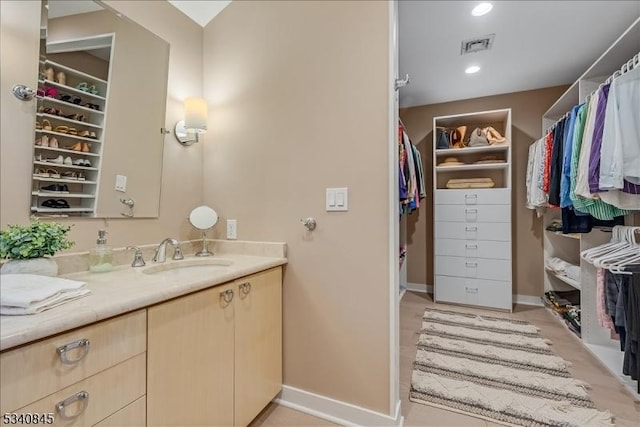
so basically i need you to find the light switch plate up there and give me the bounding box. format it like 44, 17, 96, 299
227, 219, 237, 240
326, 187, 348, 211
115, 175, 127, 192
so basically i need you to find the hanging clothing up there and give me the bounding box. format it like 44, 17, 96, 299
398, 122, 425, 215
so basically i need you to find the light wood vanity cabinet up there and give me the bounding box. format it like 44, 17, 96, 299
0, 266, 282, 427
147, 266, 283, 427
0, 310, 147, 425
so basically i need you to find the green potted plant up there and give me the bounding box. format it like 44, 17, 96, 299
0, 218, 74, 276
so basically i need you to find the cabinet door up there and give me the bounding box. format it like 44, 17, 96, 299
234, 268, 283, 427
147, 284, 235, 427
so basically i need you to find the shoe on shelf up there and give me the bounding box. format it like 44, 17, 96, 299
34, 168, 49, 178
63, 156, 73, 166
35, 135, 49, 147
78, 130, 90, 137
81, 142, 90, 152
61, 171, 77, 180
46, 155, 63, 164
34, 153, 42, 162
41, 199, 69, 209
46, 168, 60, 178
44, 67, 54, 81
76, 172, 86, 181
41, 184, 69, 193
76, 82, 89, 92
35, 121, 42, 130
54, 125, 69, 134
68, 128, 78, 135
89, 131, 97, 139
42, 119, 52, 131
49, 137, 58, 148
55, 71, 66, 85
64, 142, 82, 151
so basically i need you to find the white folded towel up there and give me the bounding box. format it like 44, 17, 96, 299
1, 274, 91, 315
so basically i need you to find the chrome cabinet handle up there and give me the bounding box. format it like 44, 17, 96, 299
465, 244, 478, 249
220, 289, 234, 304
465, 262, 478, 268
239, 282, 251, 297
465, 226, 478, 231
57, 339, 90, 365
56, 391, 89, 420
465, 208, 478, 214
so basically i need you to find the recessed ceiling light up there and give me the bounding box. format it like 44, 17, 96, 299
472, 3, 493, 17
465, 65, 481, 74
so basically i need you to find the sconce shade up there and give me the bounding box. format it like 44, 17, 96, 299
184, 97, 208, 134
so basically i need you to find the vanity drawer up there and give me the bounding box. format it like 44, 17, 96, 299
435, 204, 510, 223
0, 310, 146, 414
435, 275, 512, 311
435, 255, 512, 282
16, 353, 146, 426
435, 222, 511, 241
435, 189, 511, 205
94, 396, 146, 427
435, 238, 511, 260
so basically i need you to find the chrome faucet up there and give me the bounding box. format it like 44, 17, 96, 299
153, 238, 184, 263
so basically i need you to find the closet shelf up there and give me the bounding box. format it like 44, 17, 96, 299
37, 113, 102, 129
436, 163, 508, 172
34, 146, 100, 157
38, 79, 106, 101
32, 176, 97, 185
547, 230, 581, 240
36, 129, 102, 143
30, 207, 95, 213
34, 161, 99, 171
435, 145, 509, 156
31, 191, 95, 199
545, 268, 581, 290
36, 96, 105, 115
43, 59, 108, 85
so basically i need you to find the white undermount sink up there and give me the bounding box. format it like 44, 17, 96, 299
142, 257, 233, 276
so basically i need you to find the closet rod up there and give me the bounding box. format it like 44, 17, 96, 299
545, 52, 639, 134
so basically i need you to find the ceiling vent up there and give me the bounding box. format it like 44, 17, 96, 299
461, 34, 495, 55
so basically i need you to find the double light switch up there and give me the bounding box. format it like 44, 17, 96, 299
326, 187, 348, 211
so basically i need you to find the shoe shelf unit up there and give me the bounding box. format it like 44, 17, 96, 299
432, 108, 513, 312
32, 58, 109, 217
541, 18, 639, 397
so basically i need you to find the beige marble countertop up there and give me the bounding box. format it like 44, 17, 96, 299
0, 253, 287, 351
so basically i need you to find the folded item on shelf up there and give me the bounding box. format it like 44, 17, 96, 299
0, 274, 91, 315
545, 256, 579, 274
565, 265, 581, 282
438, 157, 465, 166
446, 177, 495, 189
468, 128, 489, 147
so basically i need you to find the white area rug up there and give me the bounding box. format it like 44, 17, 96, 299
410, 308, 614, 426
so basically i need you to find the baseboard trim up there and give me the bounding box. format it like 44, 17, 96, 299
274, 385, 403, 427
406, 282, 432, 293
513, 294, 544, 307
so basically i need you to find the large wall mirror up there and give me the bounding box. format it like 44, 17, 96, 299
32, 0, 169, 218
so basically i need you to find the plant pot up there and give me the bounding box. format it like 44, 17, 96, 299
0, 257, 58, 276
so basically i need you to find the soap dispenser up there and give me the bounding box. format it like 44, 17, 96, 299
89, 230, 113, 273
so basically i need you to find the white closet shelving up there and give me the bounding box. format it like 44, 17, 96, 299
31, 58, 108, 217
433, 108, 512, 311
541, 17, 640, 397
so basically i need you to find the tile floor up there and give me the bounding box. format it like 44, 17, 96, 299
250, 291, 640, 427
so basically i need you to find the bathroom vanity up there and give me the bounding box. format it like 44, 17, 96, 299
0, 251, 286, 427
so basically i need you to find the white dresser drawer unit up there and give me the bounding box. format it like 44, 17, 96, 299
435, 238, 511, 260
435, 222, 511, 241
434, 275, 512, 311
435, 189, 511, 206
435, 255, 512, 282
435, 204, 511, 223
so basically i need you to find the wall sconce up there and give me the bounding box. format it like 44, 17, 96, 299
175, 97, 208, 146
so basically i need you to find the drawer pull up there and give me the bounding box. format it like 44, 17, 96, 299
465, 287, 479, 294
57, 338, 90, 365
465, 244, 478, 249
464, 194, 478, 205
465, 226, 478, 232
239, 282, 252, 297
220, 289, 234, 304
56, 390, 89, 420
465, 262, 478, 268
465, 208, 478, 214
465, 194, 478, 199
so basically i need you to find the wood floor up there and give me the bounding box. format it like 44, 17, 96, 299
250, 291, 640, 426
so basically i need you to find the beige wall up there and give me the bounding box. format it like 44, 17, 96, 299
400, 85, 568, 297
1, 0, 204, 250
202, 0, 392, 414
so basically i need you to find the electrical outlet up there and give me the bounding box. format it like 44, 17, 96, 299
227, 219, 237, 240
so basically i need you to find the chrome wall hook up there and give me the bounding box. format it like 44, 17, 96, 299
300, 218, 317, 231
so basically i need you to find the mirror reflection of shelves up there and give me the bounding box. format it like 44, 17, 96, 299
32, 56, 109, 217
